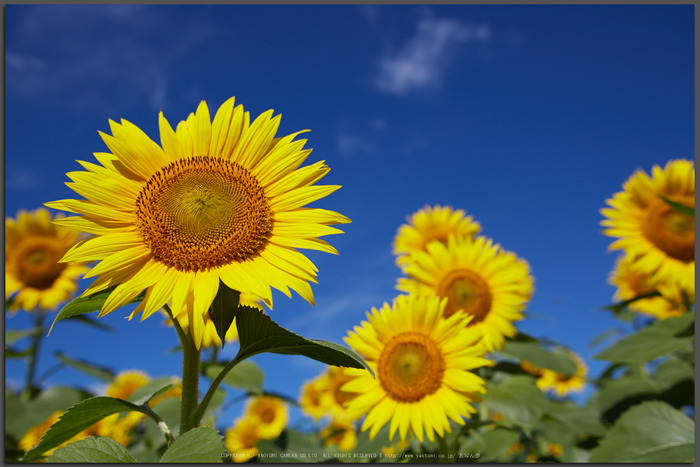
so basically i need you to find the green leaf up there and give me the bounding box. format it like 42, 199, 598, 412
660, 196, 695, 217
65, 314, 116, 333
498, 341, 578, 376
46, 436, 137, 463
542, 400, 605, 437
594, 312, 694, 364
235, 306, 373, 376
54, 351, 115, 382
159, 426, 225, 463
590, 401, 694, 462
49, 286, 146, 334
6, 328, 43, 346
205, 360, 264, 395
22, 396, 158, 462
208, 280, 240, 347
484, 375, 549, 435
479, 428, 520, 462
602, 291, 662, 315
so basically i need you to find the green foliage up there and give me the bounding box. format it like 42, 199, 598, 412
590, 401, 694, 462
660, 195, 695, 217
205, 360, 264, 395
49, 286, 146, 334
46, 436, 137, 463
235, 306, 373, 375
22, 395, 170, 462
54, 351, 116, 382
159, 427, 225, 463
484, 375, 548, 435
594, 312, 694, 364
499, 340, 578, 376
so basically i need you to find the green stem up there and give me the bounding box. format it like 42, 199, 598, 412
192, 352, 246, 427
437, 435, 453, 463
179, 331, 201, 435
22, 309, 45, 401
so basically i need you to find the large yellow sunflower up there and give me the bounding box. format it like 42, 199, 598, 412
46, 97, 349, 348
601, 159, 694, 292
609, 254, 691, 320
396, 235, 534, 352
342, 294, 490, 443
393, 205, 481, 267
5, 208, 88, 312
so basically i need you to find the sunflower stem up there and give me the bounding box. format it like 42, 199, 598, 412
437, 435, 453, 463
179, 329, 201, 436
22, 309, 45, 401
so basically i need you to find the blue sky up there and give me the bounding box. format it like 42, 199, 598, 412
5, 4, 695, 428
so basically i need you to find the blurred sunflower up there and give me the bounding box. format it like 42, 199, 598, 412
46, 97, 350, 348
393, 205, 481, 267
244, 395, 288, 439
601, 159, 694, 292
224, 418, 261, 463
321, 419, 358, 452
5, 208, 88, 312
298, 372, 330, 420
397, 235, 534, 352
18, 411, 88, 457
321, 366, 359, 421
106, 369, 150, 399
342, 294, 490, 442
522, 351, 587, 398
609, 254, 691, 320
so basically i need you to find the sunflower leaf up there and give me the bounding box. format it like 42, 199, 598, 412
204, 360, 264, 395
22, 395, 167, 462
498, 341, 578, 377
46, 436, 137, 463
594, 311, 695, 364
208, 280, 240, 348
159, 426, 225, 463
49, 286, 146, 335
589, 401, 694, 462
235, 306, 373, 376
660, 196, 695, 217
53, 351, 116, 382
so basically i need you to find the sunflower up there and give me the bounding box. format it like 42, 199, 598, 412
106, 369, 150, 400
5, 208, 88, 312
224, 418, 261, 463
522, 351, 587, 398
321, 419, 358, 452
298, 373, 330, 420
342, 294, 490, 442
601, 159, 694, 292
243, 395, 288, 439
46, 97, 350, 348
396, 235, 534, 352
609, 254, 691, 320
321, 366, 360, 421
18, 411, 89, 456
393, 205, 481, 267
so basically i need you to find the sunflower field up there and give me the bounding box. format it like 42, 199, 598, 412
5, 98, 694, 463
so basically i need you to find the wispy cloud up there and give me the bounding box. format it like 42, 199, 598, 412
6, 166, 42, 191
336, 131, 377, 158
373, 16, 490, 96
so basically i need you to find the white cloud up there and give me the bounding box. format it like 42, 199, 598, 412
373, 17, 490, 96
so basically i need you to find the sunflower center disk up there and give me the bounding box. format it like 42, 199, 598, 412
378, 332, 445, 402
642, 196, 695, 263
14, 238, 67, 290
135, 156, 273, 272
438, 269, 492, 323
